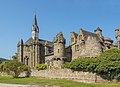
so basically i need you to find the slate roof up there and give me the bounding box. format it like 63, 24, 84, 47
25, 37, 53, 47
80, 29, 100, 39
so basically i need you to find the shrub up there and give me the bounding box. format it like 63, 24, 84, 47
63, 48, 120, 81
36, 64, 47, 71
0, 60, 30, 78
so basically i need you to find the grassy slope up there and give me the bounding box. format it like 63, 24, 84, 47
0, 76, 120, 87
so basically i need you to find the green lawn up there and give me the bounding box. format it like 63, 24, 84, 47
0, 76, 120, 87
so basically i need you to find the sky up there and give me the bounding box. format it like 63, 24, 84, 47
0, 0, 120, 59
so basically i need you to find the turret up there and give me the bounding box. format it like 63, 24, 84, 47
94, 27, 104, 42
115, 26, 119, 38
53, 32, 66, 58
32, 13, 39, 40
17, 39, 23, 62
94, 27, 102, 36
115, 26, 120, 49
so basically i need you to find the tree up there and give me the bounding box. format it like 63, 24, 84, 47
12, 53, 18, 60
95, 48, 120, 81
64, 48, 120, 81
0, 60, 29, 78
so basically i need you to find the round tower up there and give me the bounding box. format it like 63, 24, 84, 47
53, 32, 66, 58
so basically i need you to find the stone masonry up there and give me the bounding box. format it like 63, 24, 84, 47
17, 14, 117, 69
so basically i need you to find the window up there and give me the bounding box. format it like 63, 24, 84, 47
58, 49, 59, 53
75, 45, 79, 51
71, 37, 74, 43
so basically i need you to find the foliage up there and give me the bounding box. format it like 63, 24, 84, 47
12, 53, 18, 60
0, 76, 120, 87
0, 60, 29, 78
64, 48, 120, 81
36, 64, 47, 71
95, 48, 120, 81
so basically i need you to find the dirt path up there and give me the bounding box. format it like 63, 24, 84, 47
0, 83, 43, 87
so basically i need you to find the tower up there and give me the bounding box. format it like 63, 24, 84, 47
17, 39, 23, 62
94, 27, 103, 38
53, 32, 66, 58
94, 27, 104, 42
32, 13, 39, 40
115, 26, 120, 49
52, 32, 66, 69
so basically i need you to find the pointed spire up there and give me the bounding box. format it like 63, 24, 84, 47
33, 12, 37, 26
32, 13, 39, 40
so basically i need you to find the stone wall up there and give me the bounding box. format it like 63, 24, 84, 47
71, 36, 103, 59
30, 69, 107, 83
0, 69, 108, 83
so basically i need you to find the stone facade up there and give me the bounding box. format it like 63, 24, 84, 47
18, 14, 117, 69
70, 28, 113, 59
17, 14, 53, 68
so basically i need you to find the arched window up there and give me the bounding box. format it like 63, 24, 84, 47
24, 56, 29, 65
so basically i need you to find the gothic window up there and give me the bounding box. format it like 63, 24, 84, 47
24, 56, 29, 66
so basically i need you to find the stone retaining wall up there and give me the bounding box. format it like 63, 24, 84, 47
30, 69, 107, 83
0, 69, 107, 83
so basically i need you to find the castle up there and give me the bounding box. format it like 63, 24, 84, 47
17, 14, 119, 69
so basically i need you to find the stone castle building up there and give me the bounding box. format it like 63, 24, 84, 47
17, 14, 119, 68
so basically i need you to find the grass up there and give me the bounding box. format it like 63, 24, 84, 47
0, 76, 120, 87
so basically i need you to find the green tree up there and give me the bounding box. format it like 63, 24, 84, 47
0, 60, 29, 78
64, 48, 120, 81
12, 53, 18, 60
95, 48, 120, 81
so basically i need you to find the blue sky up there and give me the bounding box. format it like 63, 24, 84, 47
0, 0, 120, 59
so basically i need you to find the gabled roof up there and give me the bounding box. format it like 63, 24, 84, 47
25, 37, 33, 45
79, 29, 101, 41
70, 32, 78, 39
24, 37, 53, 47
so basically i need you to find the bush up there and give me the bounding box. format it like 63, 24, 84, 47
64, 58, 96, 71
63, 48, 120, 81
0, 60, 30, 78
36, 64, 47, 71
